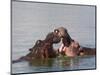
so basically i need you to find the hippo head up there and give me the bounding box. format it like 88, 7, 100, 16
45, 32, 61, 44
54, 27, 68, 37
53, 27, 72, 47
29, 40, 44, 51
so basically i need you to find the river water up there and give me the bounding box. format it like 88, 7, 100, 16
12, 1, 96, 74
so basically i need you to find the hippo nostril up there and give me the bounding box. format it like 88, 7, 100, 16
29, 48, 32, 51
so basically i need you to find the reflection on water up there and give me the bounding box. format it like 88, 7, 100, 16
12, 55, 96, 74
29, 58, 54, 67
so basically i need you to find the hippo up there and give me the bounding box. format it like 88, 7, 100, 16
12, 32, 61, 63
54, 27, 96, 56
58, 39, 80, 57
28, 32, 61, 59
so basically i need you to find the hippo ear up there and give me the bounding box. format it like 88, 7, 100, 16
36, 40, 41, 44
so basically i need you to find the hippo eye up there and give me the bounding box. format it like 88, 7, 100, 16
54, 29, 59, 33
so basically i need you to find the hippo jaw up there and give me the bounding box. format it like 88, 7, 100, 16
45, 32, 61, 44
52, 34, 61, 43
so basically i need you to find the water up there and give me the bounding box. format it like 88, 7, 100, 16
12, 1, 96, 74
12, 56, 95, 74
